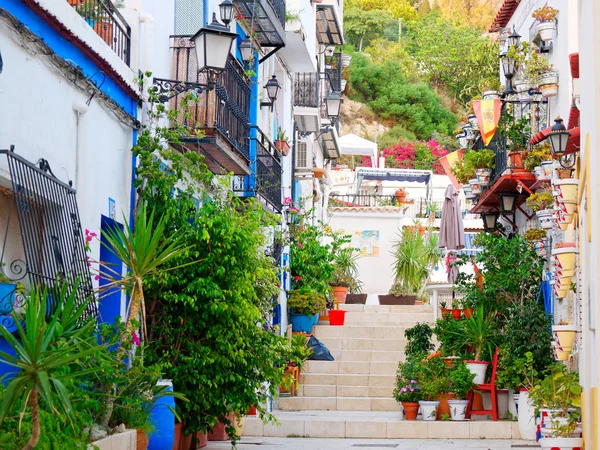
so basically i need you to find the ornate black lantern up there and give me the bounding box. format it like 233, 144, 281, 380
192, 13, 238, 80
482, 212, 499, 233
497, 193, 517, 213
219, 0, 234, 26
547, 117, 571, 157
325, 92, 343, 120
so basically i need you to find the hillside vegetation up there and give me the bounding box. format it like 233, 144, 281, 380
342, 0, 502, 156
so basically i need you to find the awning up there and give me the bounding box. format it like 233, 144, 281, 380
570, 53, 579, 79
529, 127, 552, 145
568, 106, 580, 130
355, 167, 433, 198
489, 0, 519, 33
338, 133, 378, 167
528, 124, 580, 155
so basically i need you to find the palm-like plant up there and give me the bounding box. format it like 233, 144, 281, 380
453, 303, 498, 361
0, 283, 103, 450
390, 227, 442, 298
100, 204, 191, 339
330, 247, 361, 290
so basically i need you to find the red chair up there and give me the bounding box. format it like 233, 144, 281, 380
466, 348, 499, 421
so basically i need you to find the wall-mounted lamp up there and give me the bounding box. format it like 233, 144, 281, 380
219, 0, 234, 26
547, 116, 575, 169
152, 13, 237, 102
239, 38, 254, 64
500, 51, 516, 96
325, 92, 343, 120
482, 212, 499, 233
260, 75, 281, 111
497, 193, 517, 213
507, 27, 521, 50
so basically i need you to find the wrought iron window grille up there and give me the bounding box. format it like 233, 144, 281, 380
0, 146, 98, 332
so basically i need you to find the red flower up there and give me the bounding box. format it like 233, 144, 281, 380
294, 276, 302, 282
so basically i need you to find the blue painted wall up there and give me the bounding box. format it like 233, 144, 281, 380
98, 216, 124, 326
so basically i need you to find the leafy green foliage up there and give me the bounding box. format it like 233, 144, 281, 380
416, 355, 451, 400
287, 289, 327, 316
433, 316, 469, 356
287, 335, 313, 369
330, 247, 362, 291
404, 323, 434, 357
344, 8, 395, 51
449, 360, 476, 400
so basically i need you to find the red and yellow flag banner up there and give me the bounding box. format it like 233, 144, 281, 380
473, 99, 502, 146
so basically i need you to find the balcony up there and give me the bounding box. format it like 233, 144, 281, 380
67, 0, 131, 65
233, 0, 286, 49
316, 0, 343, 45
293, 72, 321, 133
254, 127, 283, 212
169, 36, 251, 175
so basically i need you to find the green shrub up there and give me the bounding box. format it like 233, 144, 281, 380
288, 289, 327, 316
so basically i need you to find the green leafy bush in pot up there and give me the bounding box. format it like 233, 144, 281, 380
404, 323, 434, 358
416, 355, 452, 401
393, 380, 421, 403
288, 289, 327, 316
525, 192, 554, 212
450, 360, 476, 400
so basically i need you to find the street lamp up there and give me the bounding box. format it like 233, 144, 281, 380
547, 117, 571, 157
507, 27, 521, 50
239, 38, 254, 64
500, 51, 516, 95
497, 193, 517, 214
219, 0, 234, 26
482, 212, 499, 233
192, 13, 238, 81
260, 75, 282, 111
325, 92, 343, 120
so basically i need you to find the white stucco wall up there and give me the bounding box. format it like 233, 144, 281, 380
0, 20, 134, 268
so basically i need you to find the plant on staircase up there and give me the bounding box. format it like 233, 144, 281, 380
404, 323, 434, 358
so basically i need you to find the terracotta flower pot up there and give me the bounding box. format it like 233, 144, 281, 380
208, 413, 235, 441
94, 21, 114, 46
275, 140, 290, 156
173, 424, 182, 450
395, 189, 407, 204
452, 309, 462, 320
437, 393, 457, 420
441, 308, 452, 317
195, 432, 208, 448
402, 401, 420, 420
509, 151, 528, 172
332, 286, 348, 304
137, 429, 149, 450
463, 307, 473, 318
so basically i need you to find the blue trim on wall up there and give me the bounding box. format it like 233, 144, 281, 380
99, 215, 124, 326
4, 0, 137, 117
203, 0, 209, 26
130, 130, 138, 225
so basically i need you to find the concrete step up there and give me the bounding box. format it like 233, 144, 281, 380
277, 396, 401, 411
297, 384, 394, 398
299, 373, 396, 387
326, 349, 405, 362
343, 312, 434, 323
318, 337, 407, 351
304, 360, 400, 375
243, 410, 520, 439
342, 305, 434, 313
313, 325, 416, 339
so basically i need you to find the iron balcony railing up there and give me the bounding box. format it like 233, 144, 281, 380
324, 52, 342, 93
473, 133, 508, 187
170, 36, 251, 159
294, 72, 319, 108
266, 0, 286, 28
328, 195, 479, 220
253, 127, 283, 212
67, 0, 131, 65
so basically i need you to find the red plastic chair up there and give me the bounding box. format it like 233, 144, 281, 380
466, 348, 500, 421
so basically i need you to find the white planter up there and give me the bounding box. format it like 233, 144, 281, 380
538, 71, 559, 98
468, 114, 478, 130
533, 166, 545, 179
554, 179, 579, 202
536, 21, 556, 42
419, 400, 439, 421
465, 361, 489, 384
541, 160, 554, 176
469, 178, 482, 195
340, 79, 347, 91
482, 90, 500, 100
536, 209, 554, 230
518, 389, 537, 440
497, 389, 509, 420
476, 168, 493, 185
448, 399, 469, 421
463, 184, 476, 200
539, 437, 583, 450
341, 54, 352, 67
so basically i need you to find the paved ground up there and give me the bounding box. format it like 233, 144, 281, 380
204, 437, 538, 450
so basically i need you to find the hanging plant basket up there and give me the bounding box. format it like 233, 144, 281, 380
553, 179, 579, 202
536, 209, 554, 230
475, 168, 493, 185
482, 90, 501, 100
552, 245, 577, 272
469, 178, 482, 195
552, 324, 578, 353
541, 160, 554, 176
536, 21, 556, 42
534, 238, 548, 256
275, 140, 291, 156
538, 71, 559, 98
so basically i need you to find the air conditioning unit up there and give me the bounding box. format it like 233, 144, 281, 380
295, 142, 313, 178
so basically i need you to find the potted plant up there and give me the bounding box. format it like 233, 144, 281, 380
440, 301, 452, 318
434, 315, 468, 360
524, 228, 548, 256
552, 320, 578, 360
94, 4, 115, 47
553, 178, 579, 203
330, 247, 360, 304
447, 360, 476, 421
395, 187, 407, 204
416, 354, 450, 421
280, 334, 313, 395
525, 192, 554, 230
552, 242, 577, 273
275, 127, 291, 156
451, 298, 462, 320
463, 150, 495, 186
524, 143, 552, 175
287, 289, 327, 333
505, 117, 531, 170
393, 379, 421, 420
404, 323, 434, 358
532, 6, 559, 42
382, 228, 442, 305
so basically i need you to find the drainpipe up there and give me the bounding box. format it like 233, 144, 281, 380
139, 13, 154, 74
72, 101, 89, 194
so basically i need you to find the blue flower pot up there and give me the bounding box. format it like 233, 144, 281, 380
148, 380, 175, 450
290, 314, 317, 333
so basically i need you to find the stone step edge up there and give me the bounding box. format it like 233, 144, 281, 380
243, 416, 520, 439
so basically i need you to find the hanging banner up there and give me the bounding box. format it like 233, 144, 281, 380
473, 99, 502, 146
438, 149, 465, 190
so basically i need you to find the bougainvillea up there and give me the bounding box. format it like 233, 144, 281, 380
362, 140, 449, 174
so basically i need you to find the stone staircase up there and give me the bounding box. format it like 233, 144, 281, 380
277, 304, 433, 412
244, 303, 520, 440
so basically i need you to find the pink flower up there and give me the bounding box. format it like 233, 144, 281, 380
298, 242, 303, 248
284, 197, 293, 205
400, 387, 407, 392
410, 380, 416, 383
94, 275, 100, 281
131, 331, 141, 346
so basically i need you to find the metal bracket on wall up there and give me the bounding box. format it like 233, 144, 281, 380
152, 77, 213, 103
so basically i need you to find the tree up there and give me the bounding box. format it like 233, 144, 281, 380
350, 0, 418, 20
344, 8, 395, 51
434, 0, 500, 30
418, 0, 431, 16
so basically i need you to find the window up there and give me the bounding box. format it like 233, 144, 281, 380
175, 0, 205, 35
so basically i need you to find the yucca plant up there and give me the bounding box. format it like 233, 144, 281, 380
0, 282, 103, 450
100, 204, 191, 339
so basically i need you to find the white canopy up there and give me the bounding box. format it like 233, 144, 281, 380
338, 133, 378, 167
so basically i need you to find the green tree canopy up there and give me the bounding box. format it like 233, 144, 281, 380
344, 8, 395, 51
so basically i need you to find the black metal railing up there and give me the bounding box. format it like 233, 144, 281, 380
325, 52, 342, 92
473, 133, 508, 186
170, 36, 251, 159
0, 148, 97, 332
294, 72, 319, 108
67, 0, 131, 65
266, 0, 286, 28
253, 127, 283, 212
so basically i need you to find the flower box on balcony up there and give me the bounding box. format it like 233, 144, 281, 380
275, 139, 290, 156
